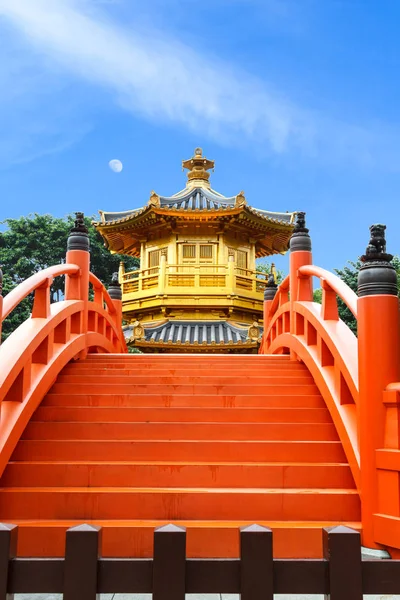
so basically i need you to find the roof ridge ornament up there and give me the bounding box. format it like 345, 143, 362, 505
148, 191, 160, 208
235, 191, 247, 208
182, 147, 214, 189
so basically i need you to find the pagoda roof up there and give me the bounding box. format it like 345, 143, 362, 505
123, 319, 262, 350
93, 148, 296, 257
97, 185, 294, 227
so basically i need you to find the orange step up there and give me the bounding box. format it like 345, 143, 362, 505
42, 393, 325, 408
61, 363, 309, 374
1, 461, 355, 489
0, 487, 360, 521
49, 383, 320, 395
61, 365, 308, 374
12, 519, 362, 559
23, 421, 339, 441
11, 439, 347, 462
32, 406, 333, 423
0, 353, 360, 558
81, 355, 292, 362
58, 373, 314, 383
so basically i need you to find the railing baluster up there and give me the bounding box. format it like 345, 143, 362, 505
321, 278, 339, 320
64, 524, 101, 600
93, 285, 104, 307
240, 524, 273, 600
31, 277, 52, 319
0, 524, 17, 600
323, 526, 362, 600
153, 524, 186, 600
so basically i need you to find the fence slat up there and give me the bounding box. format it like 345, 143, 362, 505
323, 526, 362, 600
64, 524, 101, 600
153, 524, 186, 600
0, 524, 17, 600
240, 525, 273, 600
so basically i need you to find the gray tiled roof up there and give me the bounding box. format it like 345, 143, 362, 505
100, 208, 145, 223
97, 187, 295, 226
124, 320, 262, 345
159, 187, 236, 210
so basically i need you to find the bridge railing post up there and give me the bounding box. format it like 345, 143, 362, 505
289, 212, 313, 359
262, 268, 278, 353
108, 273, 123, 332
357, 224, 400, 548
64, 212, 90, 359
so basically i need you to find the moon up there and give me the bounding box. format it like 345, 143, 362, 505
109, 159, 123, 173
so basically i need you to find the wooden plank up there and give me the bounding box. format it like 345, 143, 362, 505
9, 559, 63, 594
274, 559, 327, 594
362, 560, 400, 595
98, 559, 152, 594
187, 559, 240, 593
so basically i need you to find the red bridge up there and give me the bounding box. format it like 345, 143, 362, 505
0, 214, 399, 559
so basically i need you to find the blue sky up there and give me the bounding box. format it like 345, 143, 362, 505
1, 0, 400, 273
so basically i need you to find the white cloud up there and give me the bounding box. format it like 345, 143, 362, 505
0, 0, 398, 169
0, 20, 91, 167
0, 0, 300, 152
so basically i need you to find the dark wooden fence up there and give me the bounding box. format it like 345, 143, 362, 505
1, 523, 399, 599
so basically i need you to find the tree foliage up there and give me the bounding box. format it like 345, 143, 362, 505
0, 213, 139, 339
314, 256, 400, 335
256, 259, 285, 284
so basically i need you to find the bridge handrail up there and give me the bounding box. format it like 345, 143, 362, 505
2, 264, 80, 321
299, 265, 358, 318
89, 272, 116, 315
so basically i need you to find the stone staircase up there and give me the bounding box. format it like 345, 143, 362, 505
0, 354, 360, 557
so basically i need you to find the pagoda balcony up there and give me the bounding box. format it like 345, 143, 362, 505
120, 262, 267, 313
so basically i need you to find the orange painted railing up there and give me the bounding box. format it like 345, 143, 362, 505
262, 265, 360, 489
260, 216, 400, 555
2, 211, 400, 557
0, 215, 127, 479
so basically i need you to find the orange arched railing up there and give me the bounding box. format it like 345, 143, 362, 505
0, 217, 127, 478
261, 264, 360, 490
260, 217, 400, 555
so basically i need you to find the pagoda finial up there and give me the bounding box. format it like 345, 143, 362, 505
182, 147, 214, 188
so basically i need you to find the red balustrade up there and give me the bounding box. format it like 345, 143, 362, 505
0, 215, 127, 479
260, 215, 400, 555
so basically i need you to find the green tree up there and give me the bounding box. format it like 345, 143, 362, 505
314, 257, 400, 335
256, 259, 285, 284
0, 213, 139, 339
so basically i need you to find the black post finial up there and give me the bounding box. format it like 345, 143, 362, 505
290, 211, 311, 252
358, 224, 397, 297
264, 269, 278, 301
108, 272, 122, 300
67, 212, 90, 252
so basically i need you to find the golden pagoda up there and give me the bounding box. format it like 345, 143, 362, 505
94, 148, 296, 352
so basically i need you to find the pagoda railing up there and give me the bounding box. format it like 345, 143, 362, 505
121, 261, 267, 297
